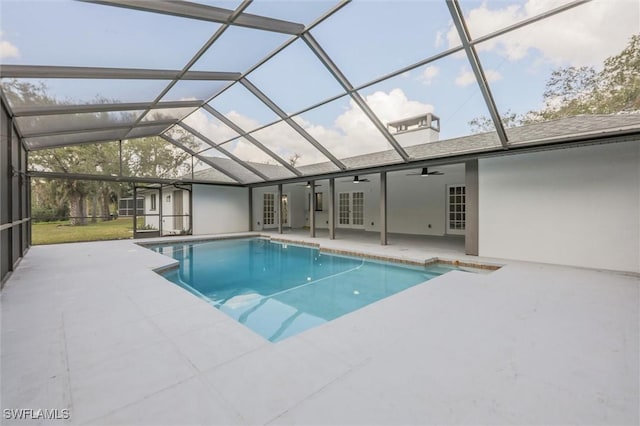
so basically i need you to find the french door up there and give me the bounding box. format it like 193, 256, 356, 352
338, 191, 364, 228
446, 184, 466, 235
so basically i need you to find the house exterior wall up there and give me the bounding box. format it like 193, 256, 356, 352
160, 189, 190, 234
304, 165, 464, 235
478, 140, 640, 273
142, 193, 160, 230
193, 185, 249, 235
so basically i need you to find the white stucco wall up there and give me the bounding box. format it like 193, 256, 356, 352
142, 193, 159, 229
192, 185, 249, 235
478, 141, 640, 273
160, 189, 190, 233
250, 164, 464, 236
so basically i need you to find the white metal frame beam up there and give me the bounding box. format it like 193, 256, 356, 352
79, 0, 305, 35
178, 123, 270, 182
301, 33, 410, 162
446, 0, 508, 147
240, 78, 347, 171
160, 134, 243, 183
21, 118, 177, 139
202, 104, 302, 177
0, 65, 240, 81
11, 100, 204, 117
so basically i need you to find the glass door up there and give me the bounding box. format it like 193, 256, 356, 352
263, 193, 276, 229
337, 191, 364, 228
338, 192, 350, 225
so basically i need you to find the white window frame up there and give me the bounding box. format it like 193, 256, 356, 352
263, 192, 275, 227
337, 191, 365, 229
446, 184, 466, 235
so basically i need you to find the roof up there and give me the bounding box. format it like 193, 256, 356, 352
191, 114, 640, 184
1, 1, 639, 186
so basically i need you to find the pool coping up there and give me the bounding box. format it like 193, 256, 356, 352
139, 233, 503, 273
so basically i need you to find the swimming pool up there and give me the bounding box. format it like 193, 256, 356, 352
150, 238, 455, 342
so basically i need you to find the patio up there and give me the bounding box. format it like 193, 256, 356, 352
1, 234, 637, 425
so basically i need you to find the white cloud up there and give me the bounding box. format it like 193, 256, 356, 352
455, 68, 502, 87
455, 70, 476, 87
192, 89, 434, 165
435, 30, 444, 49
419, 65, 439, 85
0, 32, 19, 59
446, 0, 639, 67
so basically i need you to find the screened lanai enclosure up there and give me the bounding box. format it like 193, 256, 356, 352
1, 0, 640, 283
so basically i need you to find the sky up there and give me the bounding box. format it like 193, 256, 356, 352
0, 0, 638, 171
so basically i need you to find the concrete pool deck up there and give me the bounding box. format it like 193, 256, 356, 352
1, 233, 638, 425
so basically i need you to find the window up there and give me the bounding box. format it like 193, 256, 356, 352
118, 197, 144, 216
352, 192, 364, 226
150, 194, 157, 211
339, 193, 349, 225
263, 193, 275, 225
447, 185, 466, 234
315, 192, 323, 211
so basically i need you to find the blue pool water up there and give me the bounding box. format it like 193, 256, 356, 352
149, 238, 454, 342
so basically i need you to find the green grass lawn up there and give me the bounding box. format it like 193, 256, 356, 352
32, 217, 134, 245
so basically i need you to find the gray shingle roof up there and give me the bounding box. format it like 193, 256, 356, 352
192, 114, 640, 184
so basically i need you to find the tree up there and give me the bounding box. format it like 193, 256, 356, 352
288, 153, 301, 167
469, 34, 640, 132
468, 109, 530, 133
3, 80, 199, 225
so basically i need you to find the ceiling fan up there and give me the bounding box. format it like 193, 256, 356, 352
406, 167, 444, 177
341, 175, 370, 184
296, 181, 322, 188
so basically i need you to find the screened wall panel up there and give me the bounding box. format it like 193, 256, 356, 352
472, 0, 640, 141
24, 129, 127, 150
181, 110, 241, 147
357, 54, 494, 144
159, 81, 228, 103
0, 0, 219, 69
16, 111, 142, 137
248, 40, 345, 114
1, 79, 171, 109
208, 84, 280, 133
1, 98, 30, 286
291, 95, 402, 165
311, 0, 460, 87
122, 138, 195, 180
0, 230, 9, 285
28, 141, 121, 176
192, 26, 290, 74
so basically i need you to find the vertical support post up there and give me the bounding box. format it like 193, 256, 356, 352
465, 159, 479, 255
188, 185, 193, 235
277, 183, 283, 234
248, 187, 253, 231
159, 186, 163, 237
7, 116, 13, 268
380, 171, 388, 245
328, 178, 335, 240
27, 173, 31, 246
133, 185, 137, 239
118, 140, 123, 177
16, 133, 22, 255
309, 180, 316, 238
